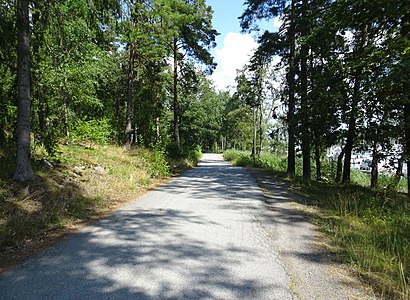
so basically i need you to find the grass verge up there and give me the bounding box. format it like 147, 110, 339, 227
0, 143, 196, 272
224, 149, 410, 300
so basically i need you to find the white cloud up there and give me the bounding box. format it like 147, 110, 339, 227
273, 16, 283, 30
209, 32, 257, 91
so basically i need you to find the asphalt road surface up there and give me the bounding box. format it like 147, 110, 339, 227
0, 154, 295, 299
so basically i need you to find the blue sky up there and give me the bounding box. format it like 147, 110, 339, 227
205, 0, 280, 90
206, 0, 246, 49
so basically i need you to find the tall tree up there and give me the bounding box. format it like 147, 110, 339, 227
342, 24, 368, 183
125, 41, 135, 150
240, 0, 297, 176
163, 0, 218, 149
299, 0, 311, 179
401, 12, 410, 195
13, 0, 35, 181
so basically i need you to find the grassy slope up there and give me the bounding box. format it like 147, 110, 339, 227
0, 143, 196, 271
224, 149, 410, 300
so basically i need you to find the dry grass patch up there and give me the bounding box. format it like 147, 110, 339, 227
0, 143, 173, 272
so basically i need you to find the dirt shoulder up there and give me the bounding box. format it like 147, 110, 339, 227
246, 166, 377, 300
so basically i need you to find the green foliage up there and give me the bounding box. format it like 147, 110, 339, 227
186, 144, 202, 164
241, 0, 410, 185
180, 72, 226, 151
70, 118, 113, 144
167, 143, 202, 165
139, 148, 170, 178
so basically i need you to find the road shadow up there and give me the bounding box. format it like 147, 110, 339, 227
244, 167, 377, 300
0, 159, 288, 299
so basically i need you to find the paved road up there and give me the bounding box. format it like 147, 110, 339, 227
0, 154, 294, 299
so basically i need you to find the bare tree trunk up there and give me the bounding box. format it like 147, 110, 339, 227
125, 42, 135, 150
14, 0, 35, 182
370, 140, 378, 189
405, 100, 410, 195
286, 0, 296, 177
300, 0, 311, 180
252, 106, 257, 163
156, 116, 160, 144
173, 38, 180, 150
342, 25, 368, 184
62, 81, 69, 138
258, 102, 263, 157
402, 13, 410, 197
336, 145, 346, 183
315, 144, 321, 180
133, 122, 137, 145
388, 155, 404, 190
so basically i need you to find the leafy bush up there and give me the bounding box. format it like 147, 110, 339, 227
166, 144, 202, 166
223, 149, 249, 164
186, 144, 202, 164
70, 118, 113, 144
139, 148, 170, 178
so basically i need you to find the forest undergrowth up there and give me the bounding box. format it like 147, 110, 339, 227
224, 149, 410, 300
0, 142, 201, 272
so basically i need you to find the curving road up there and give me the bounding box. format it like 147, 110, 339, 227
0, 154, 294, 299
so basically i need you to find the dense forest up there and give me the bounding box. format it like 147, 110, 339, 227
0, 0, 234, 180
0, 0, 409, 194
239, 1, 410, 191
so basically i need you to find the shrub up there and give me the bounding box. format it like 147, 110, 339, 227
70, 118, 113, 144
186, 145, 202, 164
139, 148, 169, 178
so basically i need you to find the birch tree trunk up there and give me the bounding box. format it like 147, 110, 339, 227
173, 37, 180, 149
125, 42, 135, 150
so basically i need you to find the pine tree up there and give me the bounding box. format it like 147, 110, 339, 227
14, 0, 35, 182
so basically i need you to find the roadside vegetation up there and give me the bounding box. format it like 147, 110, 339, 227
224, 149, 410, 299
0, 142, 201, 271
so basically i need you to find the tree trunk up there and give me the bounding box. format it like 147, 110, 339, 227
14, 0, 35, 182
405, 100, 410, 195
125, 42, 135, 150
63, 87, 69, 138
388, 155, 404, 190
336, 145, 346, 183
315, 144, 321, 180
133, 122, 137, 145
173, 38, 180, 149
156, 116, 160, 144
402, 13, 410, 197
258, 102, 263, 157
300, 0, 311, 179
342, 25, 368, 184
286, 0, 296, 177
252, 106, 257, 163
370, 140, 378, 189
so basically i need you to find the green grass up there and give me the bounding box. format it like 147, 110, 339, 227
224, 149, 410, 299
